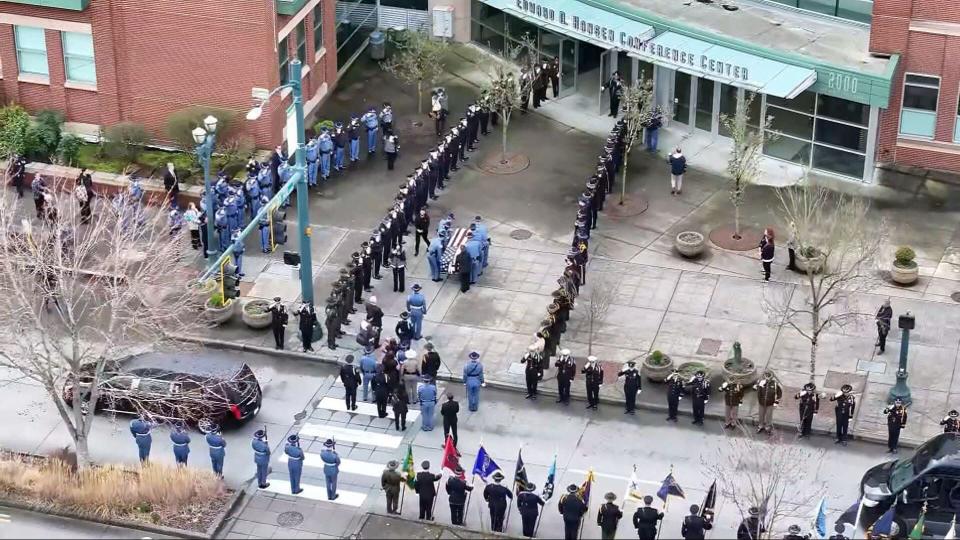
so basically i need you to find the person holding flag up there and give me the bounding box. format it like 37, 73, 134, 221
736, 506, 766, 540
597, 492, 623, 540
633, 496, 664, 540
700, 480, 717, 524
414, 460, 442, 520
484, 471, 513, 532
681, 505, 712, 540
518, 482, 545, 538
401, 445, 416, 512
446, 465, 472, 526
558, 484, 588, 540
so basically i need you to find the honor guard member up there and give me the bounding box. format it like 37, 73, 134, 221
517, 482, 545, 538
414, 209, 430, 256
795, 382, 820, 438
214, 208, 229, 252
720, 379, 745, 428
320, 438, 341, 500
681, 504, 712, 540
351, 253, 364, 303
465, 229, 482, 282
478, 91, 491, 135
414, 461, 442, 520
544, 304, 562, 358
754, 371, 783, 434
884, 398, 907, 453
828, 523, 850, 540
431, 90, 447, 135
555, 349, 576, 405
737, 506, 766, 540
687, 370, 711, 425
205, 424, 226, 477
296, 302, 317, 352
257, 162, 273, 199
372, 365, 390, 418
597, 492, 623, 540
380, 102, 394, 133
395, 312, 414, 350
634, 496, 664, 540
830, 384, 856, 445
129, 415, 153, 462
407, 283, 427, 340
783, 524, 808, 540
224, 190, 240, 231
941, 409, 960, 433
318, 127, 334, 181
360, 346, 377, 402
463, 351, 485, 411
391, 244, 407, 293
370, 232, 384, 279
618, 359, 641, 415
348, 115, 362, 163
552, 289, 571, 334
418, 376, 438, 431
559, 484, 588, 540
522, 344, 543, 399
382, 460, 403, 515
582, 356, 604, 410
484, 471, 513, 532
333, 121, 347, 171
427, 237, 444, 283
170, 422, 190, 466
362, 107, 379, 155
285, 434, 305, 494
252, 430, 270, 489
447, 466, 473, 525
305, 137, 319, 186
520, 67, 533, 112
245, 172, 261, 219
665, 368, 684, 421
324, 297, 339, 350
340, 355, 360, 410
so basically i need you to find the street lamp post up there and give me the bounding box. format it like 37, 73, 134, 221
888, 312, 915, 406
246, 59, 314, 306
193, 115, 219, 256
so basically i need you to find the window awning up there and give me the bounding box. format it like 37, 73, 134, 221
479, 0, 655, 51
629, 32, 816, 98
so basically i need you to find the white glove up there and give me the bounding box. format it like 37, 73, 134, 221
481, 382, 487, 388
834, 391, 842, 399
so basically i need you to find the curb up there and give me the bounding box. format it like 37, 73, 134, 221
174, 333, 923, 451
356, 510, 514, 539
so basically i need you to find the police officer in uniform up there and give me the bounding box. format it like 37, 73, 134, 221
633, 496, 663, 540
783, 524, 808, 540
252, 429, 270, 489
414, 460, 442, 520
296, 302, 317, 352
558, 484, 588, 540
446, 466, 473, 525
737, 506, 765, 540
720, 379, 744, 429
830, 384, 856, 445
170, 421, 190, 466
285, 434, 305, 494
618, 359, 641, 415
754, 371, 783, 434
325, 297, 339, 350
129, 415, 153, 462
666, 368, 684, 422
941, 409, 960, 433
522, 344, 543, 399
687, 370, 711, 426
555, 349, 576, 405
206, 424, 227, 477
340, 355, 360, 411
795, 382, 820, 439
268, 297, 287, 350
597, 492, 623, 540
484, 471, 513, 532
883, 398, 907, 453
517, 482, 545, 538
828, 524, 850, 540
681, 504, 711, 540
582, 356, 603, 410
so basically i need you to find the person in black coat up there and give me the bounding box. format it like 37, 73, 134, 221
759, 229, 775, 281
391, 386, 408, 430
296, 303, 317, 352
339, 355, 360, 411
597, 492, 623, 540
446, 467, 473, 525
440, 394, 459, 447
414, 209, 430, 256
268, 297, 288, 350
517, 482, 545, 538
414, 461, 441, 520
11, 154, 26, 198
681, 504, 712, 540
372, 365, 390, 418
737, 506, 765, 540
484, 471, 513, 533
875, 299, 893, 354
633, 496, 663, 540
559, 485, 588, 540
456, 246, 473, 293
365, 297, 384, 348
162, 163, 180, 209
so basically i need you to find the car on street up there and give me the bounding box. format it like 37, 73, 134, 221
62, 358, 262, 432
858, 433, 960, 538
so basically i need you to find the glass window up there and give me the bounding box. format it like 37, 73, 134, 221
673, 71, 691, 125
766, 91, 815, 115
505, 14, 538, 45
902, 75, 939, 111
472, 0, 505, 32
539, 29, 560, 60
764, 136, 811, 166
836, 0, 872, 23
817, 94, 869, 126
719, 84, 738, 137
797, 0, 836, 16
472, 21, 505, 56
15, 26, 48, 76
815, 118, 867, 152
768, 107, 814, 140
813, 145, 865, 178
61, 31, 95, 84
746, 91, 761, 130
380, 0, 427, 8
296, 21, 307, 64
279, 37, 289, 84
312, 4, 323, 53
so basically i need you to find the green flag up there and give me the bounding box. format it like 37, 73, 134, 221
403, 444, 416, 489
908, 511, 925, 539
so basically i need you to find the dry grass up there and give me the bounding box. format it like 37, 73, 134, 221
0, 455, 228, 530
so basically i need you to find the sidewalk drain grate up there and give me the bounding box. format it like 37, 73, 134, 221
696, 338, 722, 356
510, 229, 532, 240
277, 511, 304, 528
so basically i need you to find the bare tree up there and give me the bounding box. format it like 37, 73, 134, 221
484, 35, 536, 164
381, 30, 449, 115
720, 95, 773, 240
617, 81, 655, 205
586, 279, 614, 355
762, 183, 882, 382
0, 178, 206, 468
702, 430, 826, 539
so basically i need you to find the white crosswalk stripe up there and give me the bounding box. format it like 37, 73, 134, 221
279, 453, 385, 478
298, 423, 403, 448
262, 480, 366, 507
317, 396, 421, 422
0, 513, 9, 524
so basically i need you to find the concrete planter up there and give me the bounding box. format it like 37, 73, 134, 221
674, 231, 706, 258
641, 353, 674, 382
186, 279, 217, 305
204, 298, 235, 326
722, 357, 758, 386
677, 361, 709, 380
891, 261, 919, 285
241, 299, 272, 329
795, 249, 825, 274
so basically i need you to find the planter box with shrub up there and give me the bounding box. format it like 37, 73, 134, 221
641, 350, 674, 382
891, 246, 919, 285
242, 299, 272, 329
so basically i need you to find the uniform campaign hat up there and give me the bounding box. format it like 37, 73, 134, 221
273, 296, 282, 302
803, 382, 816, 391
950, 410, 959, 418
387, 460, 399, 470
566, 484, 579, 494
421, 460, 431, 470
561, 348, 571, 355
492, 471, 505, 481
288, 434, 300, 444
587, 356, 597, 363
323, 439, 335, 448
626, 359, 637, 366
788, 525, 801, 534
254, 430, 267, 439
748, 507, 760, 517
841, 384, 853, 393
400, 311, 410, 320
405, 350, 417, 360
604, 492, 617, 502
345, 355, 355, 364
469, 351, 480, 360
412, 283, 422, 291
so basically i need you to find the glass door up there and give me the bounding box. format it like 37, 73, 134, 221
695, 78, 715, 132
673, 71, 692, 126
560, 38, 577, 97
598, 48, 611, 112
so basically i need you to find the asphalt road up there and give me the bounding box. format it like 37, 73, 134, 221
0, 506, 172, 539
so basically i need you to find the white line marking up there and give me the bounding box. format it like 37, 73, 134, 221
317, 396, 421, 422
262, 480, 366, 507
568, 469, 660, 485
280, 454, 385, 478
299, 423, 403, 448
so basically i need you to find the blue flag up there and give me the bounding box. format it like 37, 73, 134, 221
542, 453, 557, 501
472, 446, 501, 482
812, 497, 827, 538
872, 505, 895, 536
656, 472, 685, 502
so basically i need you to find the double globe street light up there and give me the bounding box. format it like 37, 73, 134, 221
192, 114, 219, 256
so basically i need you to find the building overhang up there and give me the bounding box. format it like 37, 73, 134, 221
276, 0, 309, 16
2, 0, 88, 11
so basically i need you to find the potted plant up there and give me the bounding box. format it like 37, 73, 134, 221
676, 361, 709, 381
674, 231, 706, 258
795, 245, 825, 274
641, 350, 674, 382
720, 341, 758, 385
242, 298, 273, 329
204, 292, 235, 325
891, 246, 919, 285
185, 278, 216, 305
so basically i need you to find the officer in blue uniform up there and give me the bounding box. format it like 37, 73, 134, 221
205, 424, 227, 477
418, 376, 438, 431
406, 283, 427, 340
278, 162, 294, 206
285, 434, 305, 495
215, 174, 229, 206
170, 422, 191, 466
232, 230, 245, 276
305, 138, 319, 186
258, 210, 271, 253
223, 192, 238, 232
438, 213, 453, 236
463, 352, 485, 412
380, 102, 394, 134
257, 164, 273, 199
465, 231, 482, 284
129, 415, 152, 462
252, 430, 271, 489
362, 107, 379, 155
348, 115, 361, 163
333, 122, 347, 171
360, 346, 377, 402
427, 237, 443, 282
245, 174, 261, 220
320, 439, 341, 500
474, 216, 490, 268
318, 128, 334, 181
129, 176, 144, 205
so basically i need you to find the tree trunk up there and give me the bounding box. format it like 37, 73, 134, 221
619, 148, 630, 205
733, 202, 741, 240
588, 315, 594, 355
500, 115, 509, 164
809, 335, 818, 383
75, 433, 91, 469
416, 81, 423, 115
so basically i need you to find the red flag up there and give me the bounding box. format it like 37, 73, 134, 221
441, 435, 464, 479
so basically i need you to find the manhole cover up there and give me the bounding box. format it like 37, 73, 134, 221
510, 229, 533, 240
277, 511, 304, 528
696, 338, 722, 356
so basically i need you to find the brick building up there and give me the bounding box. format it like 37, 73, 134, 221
870, 0, 960, 174
0, 0, 338, 149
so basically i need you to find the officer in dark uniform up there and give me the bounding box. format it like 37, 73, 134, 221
633, 495, 663, 540
618, 360, 641, 415
737, 506, 765, 540
252, 429, 270, 489
296, 302, 317, 352
325, 297, 339, 350
828, 523, 850, 540
129, 415, 153, 462
941, 409, 960, 433
582, 356, 604, 410
665, 369, 684, 422
720, 379, 745, 429
597, 492, 623, 540
268, 297, 287, 350
555, 349, 576, 405
522, 344, 543, 399
446, 466, 473, 525
370, 233, 384, 279
340, 355, 360, 411
687, 370, 711, 426
883, 398, 907, 453
830, 384, 856, 445
484, 471, 513, 532
795, 382, 820, 438
414, 461, 441, 520
351, 253, 364, 304
517, 482, 545, 538
170, 422, 190, 466
558, 484, 588, 540
783, 524, 808, 540
681, 504, 711, 540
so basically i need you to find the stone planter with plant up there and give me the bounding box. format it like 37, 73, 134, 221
204, 293, 235, 326
641, 350, 675, 382
795, 246, 825, 274
677, 361, 709, 381
674, 231, 706, 258
241, 299, 272, 329
720, 341, 758, 385
891, 246, 919, 286
185, 278, 217, 306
